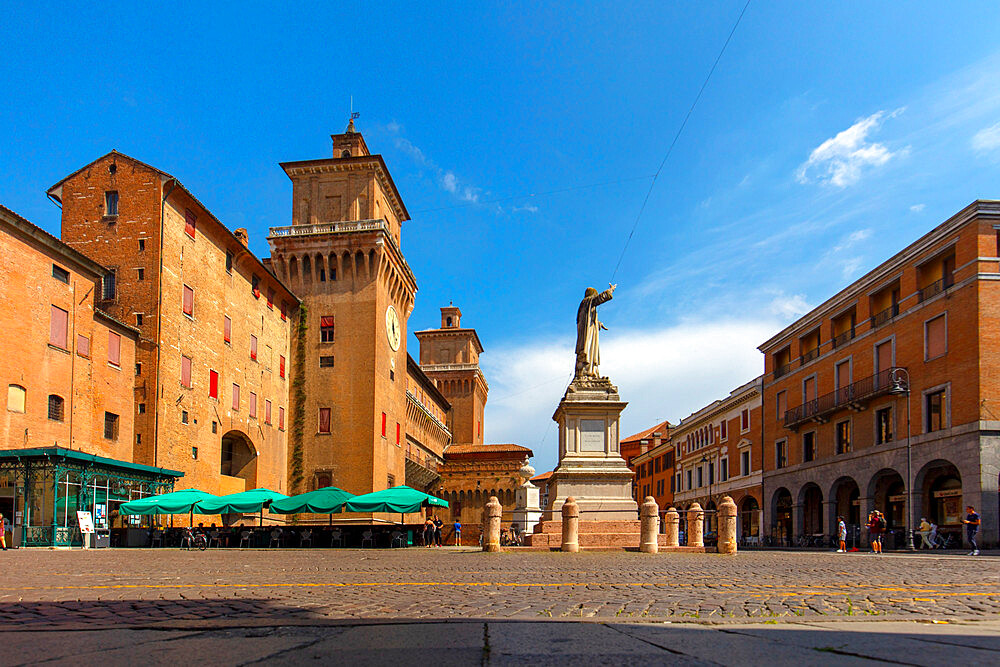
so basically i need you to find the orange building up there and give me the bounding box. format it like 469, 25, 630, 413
620, 420, 670, 467
48, 152, 298, 515
759, 200, 1000, 548
0, 204, 180, 547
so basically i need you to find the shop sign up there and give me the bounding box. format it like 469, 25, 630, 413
888, 494, 906, 502
933, 489, 962, 499
77, 511, 94, 534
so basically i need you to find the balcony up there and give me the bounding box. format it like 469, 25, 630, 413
267, 219, 389, 238
918, 275, 954, 303
869, 303, 899, 329
832, 326, 855, 348
774, 361, 795, 379
783, 367, 905, 429
799, 348, 820, 365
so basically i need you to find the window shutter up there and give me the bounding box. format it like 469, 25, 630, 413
279, 355, 286, 379
279, 407, 285, 430
320, 316, 335, 328
209, 370, 219, 398
224, 316, 231, 343
250, 392, 257, 418
926, 315, 946, 359
319, 408, 331, 433
265, 399, 272, 424
232, 384, 240, 410
183, 285, 194, 316
108, 331, 121, 366
876, 341, 892, 374
50, 306, 68, 348
181, 355, 192, 388
77, 334, 90, 358
267, 289, 274, 309
185, 209, 197, 238
250, 334, 257, 360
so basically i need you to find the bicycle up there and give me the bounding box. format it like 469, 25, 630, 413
181, 527, 208, 551
932, 532, 959, 549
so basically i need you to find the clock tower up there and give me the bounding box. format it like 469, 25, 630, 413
267, 120, 417, 499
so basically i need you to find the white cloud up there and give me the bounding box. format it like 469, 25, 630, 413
832, 228, 872, 253
972, 122, 1000, 153
910, 203, 926, 213
483, 320, 774, 473
512, 203, 539, 213
796, 109, 907, 187
767, 293, 811, 319
390, 130, 483, 206
840, 257, 864, 280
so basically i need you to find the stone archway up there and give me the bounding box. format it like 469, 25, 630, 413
739, 496, 760, 538
221, 430, 257, 490
799, 483, 823, 535
830, 476, 861, 529
868, 468, 905, 530
916, 459, 962, 530
772, 488, 792, 545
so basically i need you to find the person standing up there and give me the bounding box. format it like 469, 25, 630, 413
0, 514, 7, 550
867, 510, 884, 554
433, 515, 443, 547
453, 519, 462, 546
837, 516, 847, 553
962, 505, 981, 556
423, 516, 435, 548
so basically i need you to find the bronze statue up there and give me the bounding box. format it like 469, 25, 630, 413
575, 284, 615, 378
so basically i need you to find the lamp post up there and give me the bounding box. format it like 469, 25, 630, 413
700, 455, 713, 534
889, 367, 916, 551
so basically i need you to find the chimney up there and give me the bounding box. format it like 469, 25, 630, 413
640, 439, 649, 455
652, 431, 662, 448
234, 228, 249, 247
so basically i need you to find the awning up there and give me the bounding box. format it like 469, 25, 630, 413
120, 489, 217, 515
343, 486, 448, 514
195, 488, 288, 514
270, 486, 355, 514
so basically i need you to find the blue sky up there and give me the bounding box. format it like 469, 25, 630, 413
3, 3, 1000, 473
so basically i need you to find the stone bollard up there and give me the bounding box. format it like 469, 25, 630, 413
640, 496, 659, 553
718, 495, 738, 554
561, 497, 580, 552
687, 502, 704, 548
664, 507, 680, 547
483, 496, 502, 552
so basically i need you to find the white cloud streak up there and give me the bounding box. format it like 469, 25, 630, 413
796, 109, 907, 187
972, 122, 1000, 153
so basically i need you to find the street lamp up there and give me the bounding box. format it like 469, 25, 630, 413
700, 455, 713, 534
889, 367, 916, 551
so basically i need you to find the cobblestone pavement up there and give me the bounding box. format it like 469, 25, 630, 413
1, 548, 999, 629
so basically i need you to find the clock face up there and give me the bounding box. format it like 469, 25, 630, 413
385, 305, 401, 351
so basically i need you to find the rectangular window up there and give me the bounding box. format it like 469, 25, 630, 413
105, 191, 118, 216
181, 355, 192, 388
104, 412, 119, 440
137, 267, 144, 281
209, 370, 219, 399
184, 209, 197, 239
138, 239, 145, 252
224, 316, 231, 343
280, 301, 287, 321
225, 250, 233, 274
279, 406, 285, 430
319, 407, 332, 433
251, 274, 260, 298
249, 392, 257, 419
192, 447, 198, 460
319, 356, 335, 368
135, 362, 141, 376
720, 418, 727, 440
775, 440, 787, 469
102, 269, 116, 301
250, 334, 258, 361
741, 408, 750, 432
135, 313, 143, 326
232, 383, 240, 410
926, 390, 945, 432
265, 399, 272, 425
108, 331, 121, 367
708, 462, 714, 485
875, 340, 893, 375
320, 316, 335, 343
48, 395, 64, 421
835, 420, 851, 454
279, 355, 286, 379
696, 467, 703, 488
77, 334, 90, 358
52, 264, 70, 283
686, 470, 692, 490
876, 406, 893, 444
182, 285, 194, 316
741, 450, 750, 476
925, 314, 947, 360
803, 432, 816, 462
381, 412, 387, 437
138, 403, 146, 414
267, 288, 274, 309
396, 422, 401, 445
720, 458, 728, 482
776, 390, 786, 421
49, 305, 68, 349
181, 410, 189, 425
654, 457, 661, 474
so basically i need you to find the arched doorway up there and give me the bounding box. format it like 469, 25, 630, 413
799, 483, 823, 535
221, 430, 257, 489
830, 476, 861, 530
918, 461, 962, 529
772, 488, 792, 545
739, 496, 760, 538
869, 468, 905, 529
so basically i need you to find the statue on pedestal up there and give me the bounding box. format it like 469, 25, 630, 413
575, 284, 615, 379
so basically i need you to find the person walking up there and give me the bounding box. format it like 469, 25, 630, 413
0, 514, 7, 550
917, 517, 934, 550
836, 516, 847, 553
433, 515, 443, 547
929, 520, 939, 548
962, 505, 981, 556
867, 510, 884, 554
453, 519, 462, 546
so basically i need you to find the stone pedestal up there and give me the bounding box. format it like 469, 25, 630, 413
512, 481, 542, 536
524, 377, 640, 548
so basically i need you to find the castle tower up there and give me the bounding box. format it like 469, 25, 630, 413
267, 120, 417, 498
415, 306, 487, 445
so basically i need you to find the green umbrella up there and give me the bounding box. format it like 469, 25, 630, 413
120, 489, 217, 515
195, 488, 288, 515
343, 486, 448, 514
270, 486, 355, 514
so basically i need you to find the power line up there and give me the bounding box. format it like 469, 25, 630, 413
610, 0, 752, 282
411, 174, 654, 215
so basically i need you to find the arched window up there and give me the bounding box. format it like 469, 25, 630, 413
7, 385, 26, 413
48, 394, 65, 421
